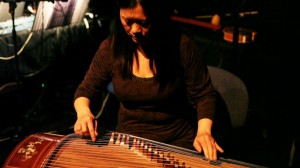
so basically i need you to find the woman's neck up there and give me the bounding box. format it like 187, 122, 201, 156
132, 47, 156, 78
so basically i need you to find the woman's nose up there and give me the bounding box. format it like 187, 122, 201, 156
131, 23, 141, 33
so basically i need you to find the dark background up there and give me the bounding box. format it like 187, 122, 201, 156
1, 0, 299, 167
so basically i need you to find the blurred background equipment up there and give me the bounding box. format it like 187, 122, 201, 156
32, 0, 90, 31
0, 1, 25, 22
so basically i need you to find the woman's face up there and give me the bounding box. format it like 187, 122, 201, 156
120, 3, 151, 44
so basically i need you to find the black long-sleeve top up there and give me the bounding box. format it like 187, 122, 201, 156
74, 33, 216, 149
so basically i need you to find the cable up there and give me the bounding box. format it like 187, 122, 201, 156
95, 92, 111, 119
0, 31, 33, 60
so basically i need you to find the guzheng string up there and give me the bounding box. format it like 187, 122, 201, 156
40, 131, 247, 168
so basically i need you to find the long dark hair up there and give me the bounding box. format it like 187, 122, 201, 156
111, 0, 181, 85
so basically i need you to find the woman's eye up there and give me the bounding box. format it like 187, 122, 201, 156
139, 21, 150, 27
124, 19, 150, 27
125, 20, 133, 26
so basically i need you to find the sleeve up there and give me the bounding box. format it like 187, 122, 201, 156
180, 34, 217, 121
74, 38, 113, 101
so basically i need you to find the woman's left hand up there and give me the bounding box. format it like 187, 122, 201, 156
193, 118, 224, 161
193, 131, 224, 161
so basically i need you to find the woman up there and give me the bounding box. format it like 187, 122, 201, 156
73, 0, 224, 161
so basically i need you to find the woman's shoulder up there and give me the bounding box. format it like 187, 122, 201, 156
179, 32, 199, 52
93, 37, 114, 63
99, 36, 114, 50
94, 37, 115, 59
180, 32, 197, 45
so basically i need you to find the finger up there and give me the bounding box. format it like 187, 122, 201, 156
81, 122, 90, 137
87, 119, 96, 141
211, 147, 217, 161
209, 139, 217, 160
74, 122, 82, 135
198, 139, 209, 160
215, 142, 224, 153
202, 138, 214, 160
193, 140, 203, 153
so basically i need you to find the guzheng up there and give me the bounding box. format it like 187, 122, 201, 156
3, 131, 266, 168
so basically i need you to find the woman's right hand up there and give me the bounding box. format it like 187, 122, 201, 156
74, 97, 98, 141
